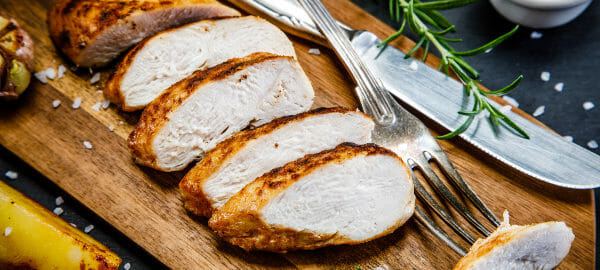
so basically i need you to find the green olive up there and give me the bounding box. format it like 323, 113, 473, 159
7, 59, 30, 95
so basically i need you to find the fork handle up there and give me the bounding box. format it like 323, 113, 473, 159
297, 0, 395, 125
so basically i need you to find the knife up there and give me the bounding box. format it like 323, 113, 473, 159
228, 0, 600, 189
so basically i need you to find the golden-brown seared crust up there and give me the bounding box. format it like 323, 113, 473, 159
128, 52, 291, 171
208, 143, 404, 252
180, 107, 368, 217
48, 0, 240, 66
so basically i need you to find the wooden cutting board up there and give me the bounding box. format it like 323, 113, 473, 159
0, 0, 594, 269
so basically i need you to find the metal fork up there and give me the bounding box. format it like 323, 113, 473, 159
298, 0, 501, 256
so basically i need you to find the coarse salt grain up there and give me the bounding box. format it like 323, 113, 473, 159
124, 263, 131, 270
52, 100, 61, 108
101, 100, 110, 109
108, 125, 114, 132
308, 48, 321, 55
374, 265, 389, 270
57, 65, 67, 79
502, 95, 519, 108
70, 223, 77, 228
90, 73, 101, 84
532, 105, 545, 117
91, 102, 101, 111
53, 207, 64, 216
88, 67, 93, 74
119, 121, 124, 125
587, 140, 598, 149
45, 68, 57, 80
485, 47, 493, 54
583, 101, 595, 111
499, 105, 512, 114
4, 227, 12, 236
34, 71, 48, 84
563, 135, 574, 142
540, 71, 550, 82
72, 97, 82, 109
554, 82, 564, 92
55, 196, 64, 206
409, 60, 418, 71
84, 224, 94, 233
4, 170, 18, 180
83, 141, 93, 149
530, 31, 543, 39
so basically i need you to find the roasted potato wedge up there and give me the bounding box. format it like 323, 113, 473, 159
0, 180, 121, 269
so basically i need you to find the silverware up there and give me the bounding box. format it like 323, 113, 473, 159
227, 0, 600, 189
297, 0, 500, 255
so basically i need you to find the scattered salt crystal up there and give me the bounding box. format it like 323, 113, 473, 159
88, 67, 93, 74
55, 196, 64, 206
108, 125, 114, 132
57, 65, 67, 78
52, 100, 61, 108
409, 60, 418, 71
587, 140, 598, 149
34, 71, 48, 84
540, 71, 550, 82
84, 224, 94, 233
308, 48, 321, 55
124, 262, 131, 270
91, 102, 101, 112
45, 67, 57, 80
83, 141, 93, 149
554, 82, 564, 92
70, 223, 77, 228
502, 95, 519, 108
532, 105, 545, 117
530, 31, 543, 39
72, 97, 82, 109
96, 90, 103, 94
101, 100, 110, 109
4, 170, 18, 180
499, 105, 512, 114
3, 227, 12, 236
563, 135, 573, 142
374, 265, 389, 270
119, 121, 124, 125
90, 73, 101, 84
484, 47, 493, 54
53, 207, 63, 215
583, 101, 595, 111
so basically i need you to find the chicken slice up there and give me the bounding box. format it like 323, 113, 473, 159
180, 107, 375, 217
454, 211, 574, 270
48, 0, 240, 67
129, 52, 314, 172
209, 143, 415, 252
104, 16, 296, 111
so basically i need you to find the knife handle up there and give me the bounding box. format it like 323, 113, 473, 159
226, 0, 354, 47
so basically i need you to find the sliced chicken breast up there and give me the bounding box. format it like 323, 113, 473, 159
48, 0, 240, 67
454, 211, 574, 270
180, 107, 375, 217
104, 16, 296, 111
129, 53, 314, 172
209, 143, 415, 252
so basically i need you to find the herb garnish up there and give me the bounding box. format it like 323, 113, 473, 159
380, 0, 529, 139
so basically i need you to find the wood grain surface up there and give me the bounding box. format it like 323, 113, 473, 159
0, 0, 594, 269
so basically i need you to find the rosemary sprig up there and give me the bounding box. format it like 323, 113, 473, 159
380, 0, 529, 139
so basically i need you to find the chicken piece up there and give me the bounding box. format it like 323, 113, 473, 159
104, 16, 296, 111
129, 52, 314, 172
180, 107, 375, 217
48, 0, 241, 68
454, 211, 574, 270
209, 143, 415, 252
0, 15, 34, 100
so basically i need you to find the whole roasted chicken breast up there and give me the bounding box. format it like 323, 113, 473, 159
48, 0, 240, 67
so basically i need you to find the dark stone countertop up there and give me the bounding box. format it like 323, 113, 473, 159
1, 0, 598, 268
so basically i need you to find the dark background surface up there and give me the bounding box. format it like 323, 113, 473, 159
1, 0, 598, 269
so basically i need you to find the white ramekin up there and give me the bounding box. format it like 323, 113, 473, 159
490, 0, 593, 28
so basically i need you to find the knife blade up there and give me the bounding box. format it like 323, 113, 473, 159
228, 0, 600, 189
